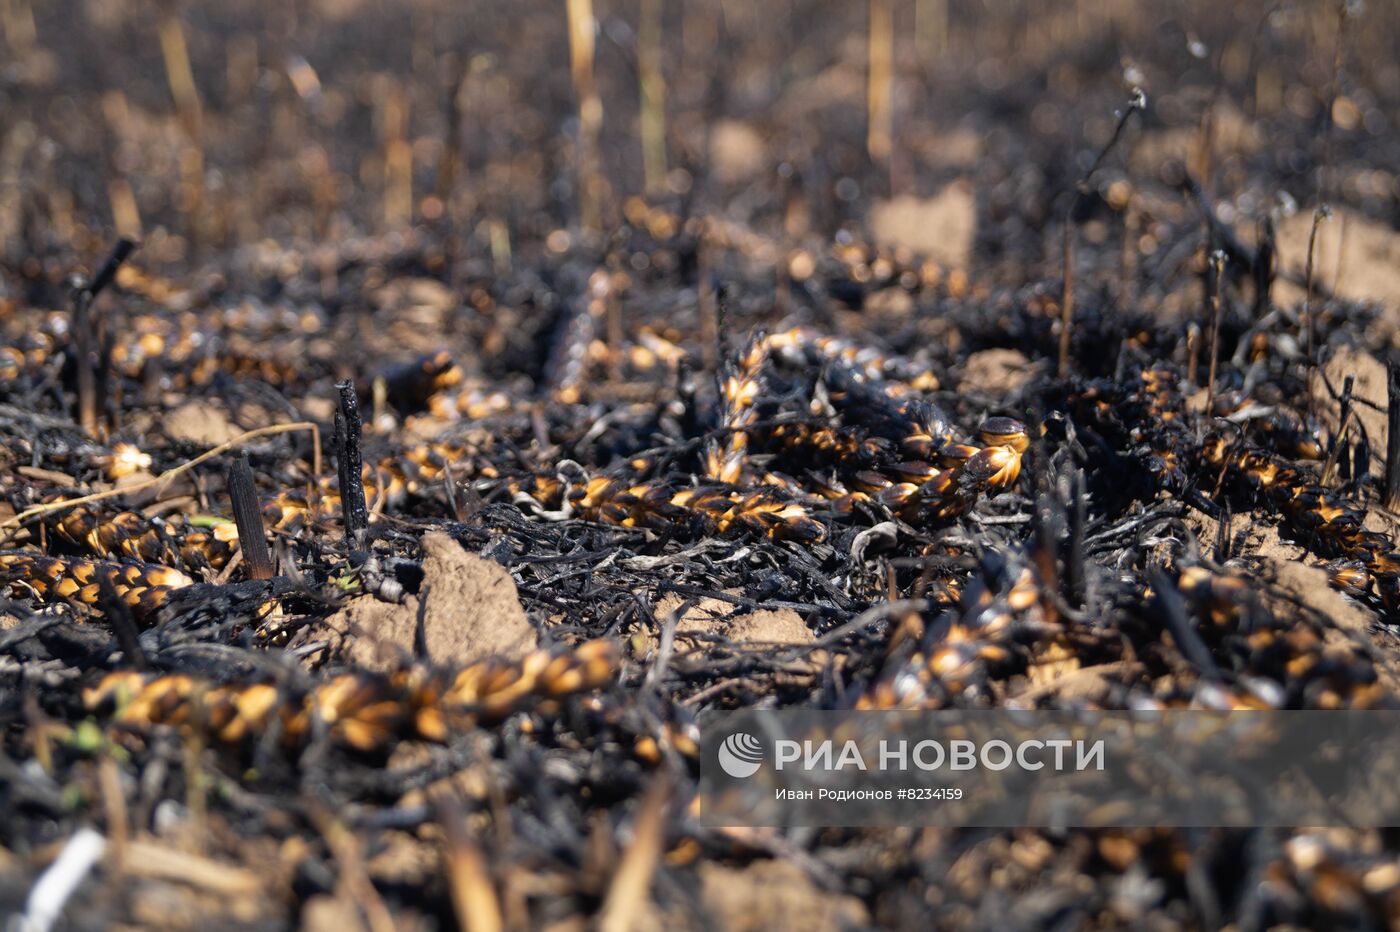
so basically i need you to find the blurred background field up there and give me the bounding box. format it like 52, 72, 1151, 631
3, 0, 1397, 300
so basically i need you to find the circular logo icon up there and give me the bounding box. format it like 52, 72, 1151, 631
717, 732, 764, 778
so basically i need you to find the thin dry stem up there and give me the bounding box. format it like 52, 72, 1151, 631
1205, 250, 1226, 421
567, 0, 604, 230
639, 0, 668, 192
2, 422, 322, 530
597, 774, 670, 932
433, 791, 504, 932
867, 0, 894, 169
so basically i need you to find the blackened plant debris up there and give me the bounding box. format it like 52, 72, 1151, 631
226, 452, 274, 580
1058, 88, 1146, 379
335, 378, 370, 550
3, 2, 1400, 929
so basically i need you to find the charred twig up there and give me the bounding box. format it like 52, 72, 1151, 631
335, 379, 370, 549
226, 453, 274, 580
1186, 323, 1201, 388
1149, 567, 1222, 681
97, 574, 147, 670
88, 238, 139, 298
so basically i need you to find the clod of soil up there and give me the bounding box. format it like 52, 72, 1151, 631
1128, 98, 1260, 176
1265, 557, 1376, 638
164, 399, 240, 446
868, 180, 976, 268
326, 533, 536, 671
697, 860, 870, 931
655, 593, 814, 646
960, 347, 1034, 396
710, 120, 769, 185
1277, 206, 1400, 310
1311, 344, 1387, 469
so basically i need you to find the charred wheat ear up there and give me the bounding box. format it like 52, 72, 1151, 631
335, 379, 370, 549
227, 453, 274, 580
1386, 361, 1400, 512
84, 639, 620, 751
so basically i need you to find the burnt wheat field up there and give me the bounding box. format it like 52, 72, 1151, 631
2, 0, 1400, 928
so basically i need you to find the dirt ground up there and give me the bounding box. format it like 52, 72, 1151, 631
3, 0, 1400, 929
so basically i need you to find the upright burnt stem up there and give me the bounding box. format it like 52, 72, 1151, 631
88, 238, 138, 298
1386, 361, 1400, 512
1216, 502, 1232, 561
867, 0, 893, 178
97, 309, 116, 431
97, 574, 147, 670
1058, 225, 1074, 379
1120, 199, 1138, 306
336, 379, 369, 548
1252, 214, 1275, 318
226, 453, 274, 580
71, 285, 96, 435
1067, 468, 1086, 606
566, 0, 603, 231
1336, 371, 1355, 433
1302, 207, 1328, 357
1185, 323, 1201, 389
638, 0, 667, 192
70, 239, 138, 436
1205, 250, 1226, 423
92, 239, 137, 432
1355, 433, 1371, 487
1058, 88, 1145, 378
